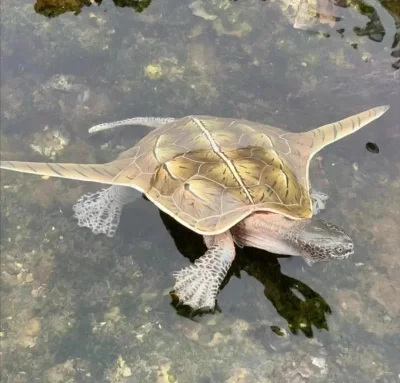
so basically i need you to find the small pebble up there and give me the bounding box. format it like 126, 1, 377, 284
104, 306, 120, 322
24, 318, 41, 337
311, 356, 326, 369
25, 273, 34, 283
383, 315, 392, 323
270, 325, 288, 337
122, 366, 132, 377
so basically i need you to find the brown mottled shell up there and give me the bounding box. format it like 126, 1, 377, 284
116, 116, 313, 235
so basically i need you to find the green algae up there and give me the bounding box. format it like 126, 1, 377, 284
113, 0, 151, 12
34, 0, 92, 18
34, 0, 151, 18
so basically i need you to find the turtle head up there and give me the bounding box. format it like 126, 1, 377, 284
295, 219, 354, 262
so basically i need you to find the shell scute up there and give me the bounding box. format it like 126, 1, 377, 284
197, 162, 239, 188
172, 177, 225, 220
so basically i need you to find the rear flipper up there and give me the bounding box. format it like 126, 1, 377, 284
172, 232, 235, 311
72, 185, 139, 237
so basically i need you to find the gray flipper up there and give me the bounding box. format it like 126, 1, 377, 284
88, 117, 176, 134
73, 185, 139, 237
310, 190, 329, 215
172, 232, 236, 310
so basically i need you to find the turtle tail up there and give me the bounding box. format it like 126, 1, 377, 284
287, 105, 390, 156
0, 159, 133, 185
88, 117, 176, 134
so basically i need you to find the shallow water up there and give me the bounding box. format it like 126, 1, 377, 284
0, 0, 399, 382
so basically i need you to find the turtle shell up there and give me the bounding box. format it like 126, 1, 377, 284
1, 106, 389, 235
115, 116, 313, 235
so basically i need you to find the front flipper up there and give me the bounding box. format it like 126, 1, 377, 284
172, 232, 235, 311
73, 185, 139, 237
88, 117, 176, 134
310, 189, 329, 215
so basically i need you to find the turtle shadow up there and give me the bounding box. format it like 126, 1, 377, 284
158, 211, 332, 338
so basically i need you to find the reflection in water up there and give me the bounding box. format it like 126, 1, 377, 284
337, 0, 400, 70
238, 250, 332, 338
32, 0, 399, 69
295, 0, 400, 70
339, 0, 386, 42
34, 0, 151, 18
160, 212, 331, 338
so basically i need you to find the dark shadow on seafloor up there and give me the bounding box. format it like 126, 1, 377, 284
159, 210, 332, 339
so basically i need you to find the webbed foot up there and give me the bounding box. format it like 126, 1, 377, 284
172, 233, 235, 311
72, 185, 138, 237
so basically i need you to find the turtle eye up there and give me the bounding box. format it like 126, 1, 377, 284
337, 247, 343, 253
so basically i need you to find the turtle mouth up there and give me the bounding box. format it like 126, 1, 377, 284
335, 251, 353, 259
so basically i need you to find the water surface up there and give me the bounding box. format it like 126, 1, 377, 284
1, 0, 399, 382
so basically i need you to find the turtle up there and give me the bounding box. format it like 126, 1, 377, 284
0, 105, 389, 310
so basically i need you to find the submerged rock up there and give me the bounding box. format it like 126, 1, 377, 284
145, 64, 164, 80
106, 355, 133, 382
23, 318, 41, 337
369, 273, 400, 317
29, 126, 70, 159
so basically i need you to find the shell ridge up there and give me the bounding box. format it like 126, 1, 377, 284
190, 117, 255, 204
